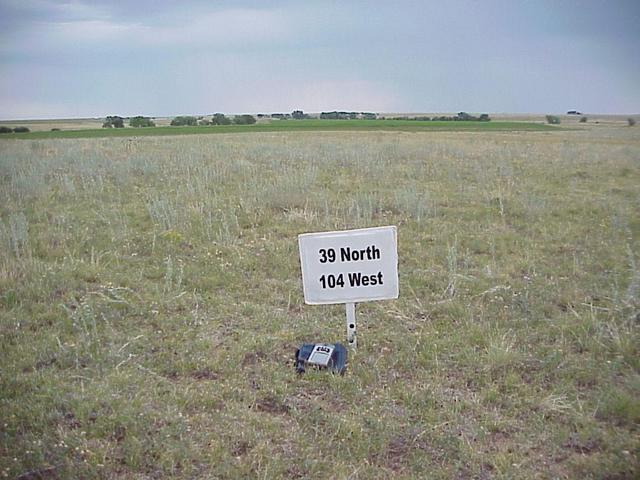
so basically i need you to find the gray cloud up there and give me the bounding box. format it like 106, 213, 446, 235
1, 0, 638, 119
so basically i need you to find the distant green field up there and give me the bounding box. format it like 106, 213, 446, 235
1, 119, 556, 139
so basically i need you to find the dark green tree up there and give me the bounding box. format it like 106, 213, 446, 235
129, 116, 155, 127
233, 114, 256, 125
170, 116, 198, 126
103, 116, 124, 128
211, 113, 231, 125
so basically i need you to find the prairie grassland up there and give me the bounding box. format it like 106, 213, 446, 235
0, 127, 639, 479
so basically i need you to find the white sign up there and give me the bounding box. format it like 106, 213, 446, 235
298, 226, 398, 305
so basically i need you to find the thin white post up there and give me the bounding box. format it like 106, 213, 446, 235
346, 302, 357, 349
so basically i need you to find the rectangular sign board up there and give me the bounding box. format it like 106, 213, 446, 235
298, 226, 398, 305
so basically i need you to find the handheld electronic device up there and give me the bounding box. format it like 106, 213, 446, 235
294, 343, 347, 375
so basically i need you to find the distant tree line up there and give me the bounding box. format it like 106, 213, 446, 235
383, 112, 490, 122
261, 110, 377, 120
99, 113, 259, 128
431, 112, 490, 122
266, 110, 312, 119
170, 114, 256, 126
102, 115, 156, 128
0, 126, 30, 133
96, 110, 498, 128
320, 111, 377, 120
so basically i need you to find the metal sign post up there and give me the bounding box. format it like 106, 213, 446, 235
346, 302, 357, 349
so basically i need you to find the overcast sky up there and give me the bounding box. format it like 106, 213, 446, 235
1, 0, 638, 119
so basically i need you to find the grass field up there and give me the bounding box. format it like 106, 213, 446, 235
0, 119, 557, 140
1, 126, 639, 478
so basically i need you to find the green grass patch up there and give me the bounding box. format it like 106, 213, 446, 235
1, 119, 556, 140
